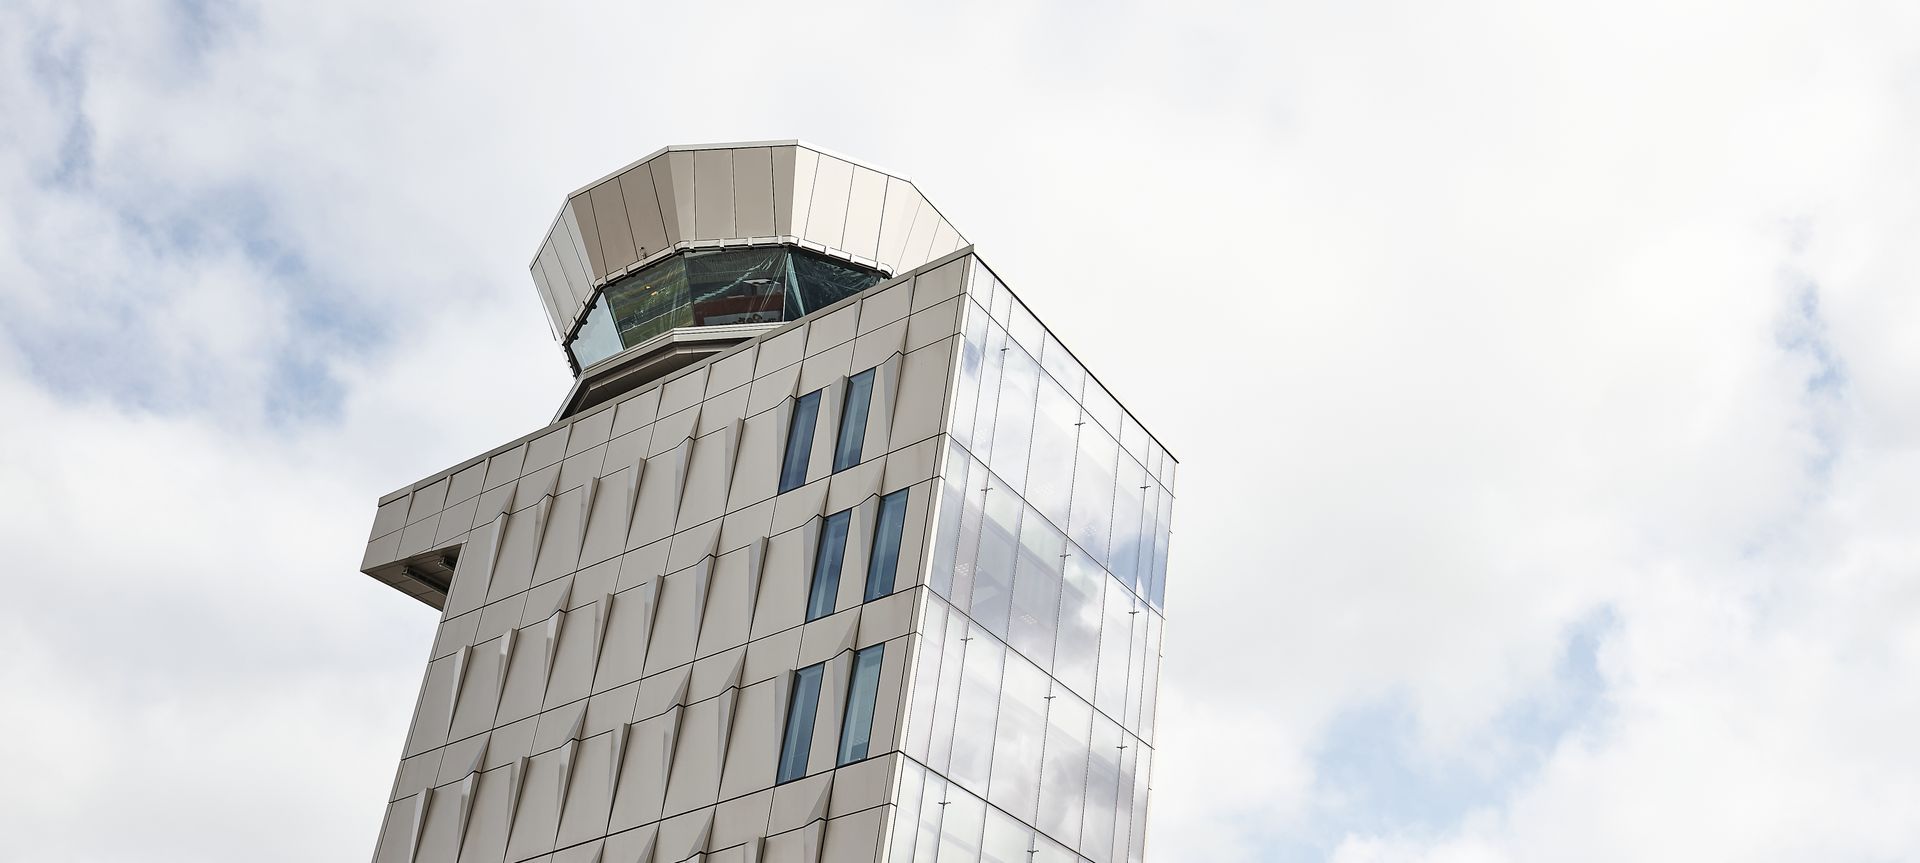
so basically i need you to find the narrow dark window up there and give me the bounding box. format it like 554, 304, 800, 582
864, 489, 910, 602
777, 662, 825, 783
833, 368, 877, 473
837, 644, 886, 765
780, 390, 822, 493
807, 509, 852, 621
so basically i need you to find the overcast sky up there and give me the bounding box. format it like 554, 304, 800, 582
4, 1, 1920, 860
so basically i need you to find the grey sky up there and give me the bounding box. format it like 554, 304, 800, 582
4, 1, 1919, 860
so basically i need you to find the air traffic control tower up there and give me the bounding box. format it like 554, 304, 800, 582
357, 142, 1176, 863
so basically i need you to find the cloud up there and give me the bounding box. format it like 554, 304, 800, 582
3, 0, 1919, 860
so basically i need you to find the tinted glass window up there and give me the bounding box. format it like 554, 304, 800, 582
837, 644, 886, 764
789, 250, 883, 316
777, 663, 824, 783
687, 247, 787, 325
834, 367, 876, 472
866, 488, 910, 601
808, 509, 851, 621
780, 390, 821, 493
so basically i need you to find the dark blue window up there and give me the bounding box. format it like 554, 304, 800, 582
864, 489, 910, 602
837, 644, 886, 765
807, 509, 852, 621
780, 390, 822, 493
776, 662, 825, 783
834, 368, 876, 473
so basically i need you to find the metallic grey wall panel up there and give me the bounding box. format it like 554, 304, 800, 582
804, 154, 853, 250
569, 193, 608, 281
589, 179, 638, 273
842, 166, 887, 261
771, 146, 798, 237
664, 150, 698, 246
529, 253, 565, 337
876, 177, 922, 266
558, 204, 596, 304
732, 147, 777, 238
693, 148, 736, 240
787, 147, 820, 243
899, 203, 937, 270
621, 163, 670, 261
650, 156, 686, 248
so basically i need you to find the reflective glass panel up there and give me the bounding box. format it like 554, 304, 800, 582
779, 390, 820, 493
969, 481, 1022, 637
686, 247, 787, 325
569, 297, 621, 368
1039, 331, 1086, 401
777, 662, 824, 783
949, 455, 991, 609
916, 772, 949, 863
604, 256, 691, 347
837, 643, 885, 764
866, 488, 909, 601
1026, 378, 1080, 531
903, 598, 950, 763
929, 442, 971, 597
1109, 454, 1149, 594
1069, 421, 1120, 568
938, 786, 988, 863
807, 509, 851, 621
1095, 583, 1136, 719
1037, 686, 1092, 848
949, 301, 990, 451
788, 249, 882, 317
928, 603, 971, 775
969, 323, 1009, 456
892, 759, 927, 863
1054, 553, 1106, 701
1127, 746, 1152, 863
988, 653, 1050, 821
834, 367, 875, 472
948, 626, 1006, 795
1080, 714, 1124, 863
981, 807, 1034, 863
989, 342, 1040, 494
1149, 492, 1173, 609
1008, 507, 1065, 670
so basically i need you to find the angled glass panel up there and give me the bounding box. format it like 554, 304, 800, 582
865, 487, 910, 601
929, 442, 971, 597
568, 296, 621, 368
1026, 377, 1080, 531
1008, 505, 1065, 669
981, 807, 1034, 863
1080, 714, 1124, 863
837, 643, 886, 764
807, 509, 852, 621
969, 480, 1022, 637
948, 626, 1006, 795
1109, 454, 1149, 594
1068, 419, 1119, 567
834, 367, 876, 472
789, 249, 883, 317
1054, 552, 1106, 701
938, 785, 988, 863
604, 255, 691, 347
969, 322, 1009, 455
988, 341, 1040, 493
686, 247, 787, 325
1095, 582, 1135, 719
987, 652, 1050, 821
777, 662, 825, 783
1036, 685, 1092, 848
949, 301, 990, 451
780, 389, 821, 493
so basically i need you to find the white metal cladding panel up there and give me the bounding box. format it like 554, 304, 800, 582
621, 162, 671, 260
558, 202, 596, 304
589, 178, 638, 273
842, 166, 888, 261
664, 149, 698, 245
693, 148, 736, 239
732, 147, 777, 237
569, 191, 607, 280
771, 146, 800, 237
876, 177, 922, 266
803, 154, 854, 250
528, 252, 566, 337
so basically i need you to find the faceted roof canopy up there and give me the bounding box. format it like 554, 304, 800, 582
529, 141, 969, 341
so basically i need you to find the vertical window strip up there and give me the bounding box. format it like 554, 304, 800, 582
808, 509, 852, 621
865, 488, 910, 601
778, 663, 825, 783
838, 644, 887, 765
834, 367, 877, 472
780, 389, 822, 493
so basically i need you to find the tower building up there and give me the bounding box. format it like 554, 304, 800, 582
357, 142, 1175, 863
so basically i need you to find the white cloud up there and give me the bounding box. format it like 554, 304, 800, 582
2, 0, 1919, 860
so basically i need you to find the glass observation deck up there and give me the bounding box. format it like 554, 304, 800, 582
566, 246, 885, 371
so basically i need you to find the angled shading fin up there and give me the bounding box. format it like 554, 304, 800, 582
607, 720, 632, 802
453, 771, 480, 861
494, 629, 516, 713
406, 787, 432, 863
720, 417, 745, 496
483, 511, 509, 584
504, 756, 528, 833
690, 557, 715, 634
446, 645, 472, 731
577, 475, 599, 557
744, 536, 768, 631
623, 457, 647, 536
590, 591, 615, 680
543, 609, 566, 682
